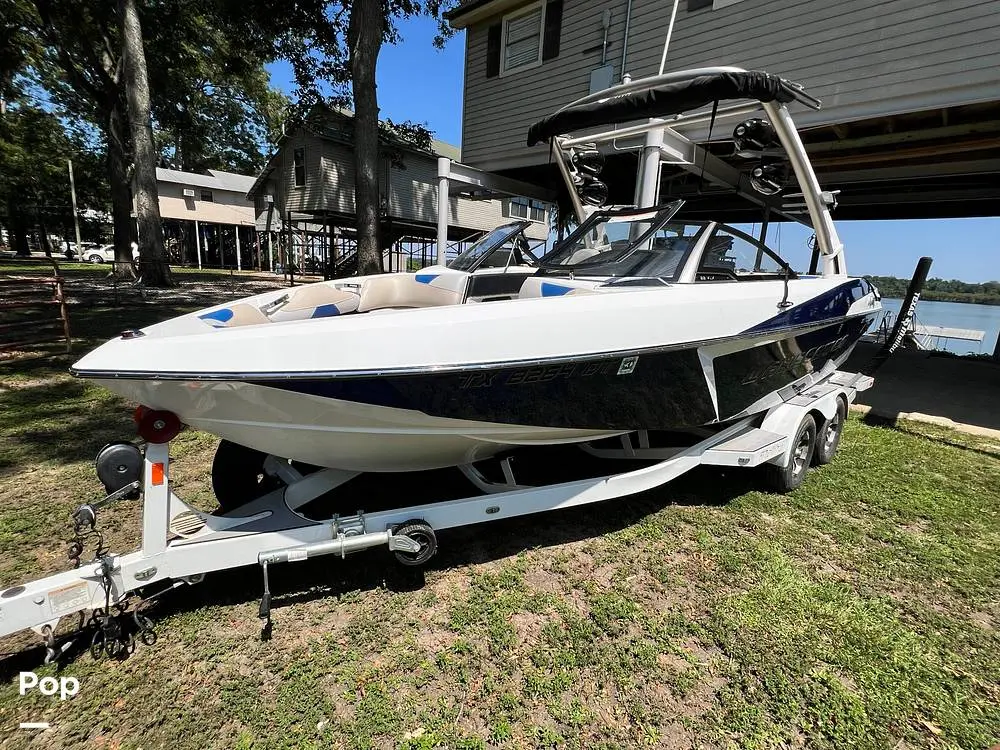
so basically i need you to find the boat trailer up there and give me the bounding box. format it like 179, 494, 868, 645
0, 366, 873, 661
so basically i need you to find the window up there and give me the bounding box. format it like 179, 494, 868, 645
507, 197, 546, 223
486, 0, 561, 79
730, 221, 814, 274
688, 0, 742, 9
200, 190, 214, 202
293, 147, 305, 187
501, 3, 543, 74
538, 203, 696, 281
697, 224, 789, 281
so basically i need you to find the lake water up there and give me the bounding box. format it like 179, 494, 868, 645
879, 298, 1000, 356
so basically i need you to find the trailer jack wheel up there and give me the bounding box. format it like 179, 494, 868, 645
392, 520, 437, 567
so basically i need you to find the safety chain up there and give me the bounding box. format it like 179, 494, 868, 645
65, 500, 158, 660
68, 504, 106, 568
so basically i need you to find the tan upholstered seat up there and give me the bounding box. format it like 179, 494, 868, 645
281, 284, 359, 312
357, 275, 463, 312
199, 303, 271, 328
269, 284, 361, 320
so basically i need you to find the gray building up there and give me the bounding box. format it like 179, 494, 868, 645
447, 0, 1000, 218
248, 106, 551, 273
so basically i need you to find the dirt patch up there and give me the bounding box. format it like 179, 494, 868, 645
677, 638, 722, 667
414, 627, 459, 653
969, 610, 995, 631
591, 563, 621, 589
900, 519, 930, 536
657, 720, 694, 748
524, 566, 564, 594
510, 612, 548, 647
657, 652, 690, 671
628, 569, 686, 611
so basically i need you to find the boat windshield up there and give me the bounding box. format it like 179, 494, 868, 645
538, 201, 697, 279
449, 222, 535, 272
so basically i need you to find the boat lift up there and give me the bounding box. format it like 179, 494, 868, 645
0, 364, 873, 660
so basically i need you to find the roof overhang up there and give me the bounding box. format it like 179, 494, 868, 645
442, 159, 558, 203
445, 0, 530, 28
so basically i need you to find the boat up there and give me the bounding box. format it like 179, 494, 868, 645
71, 67, 882, 482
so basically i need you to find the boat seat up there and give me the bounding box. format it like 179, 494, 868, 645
199, 303, 271, 328
357, 274, 463, 312
268, 284, 361, 321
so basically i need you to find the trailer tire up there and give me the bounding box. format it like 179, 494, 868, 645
813, 396, 847, 466
212, 440, 281, 512
764, 414, 816, 493
393, 520, 437, 567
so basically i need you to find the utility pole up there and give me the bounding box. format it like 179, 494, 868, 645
68, 159, 83, 256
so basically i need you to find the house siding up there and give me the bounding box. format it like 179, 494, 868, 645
387, 153, 549, 239
157, 181, 255, 225
259, 125, 551, 239
459, 0, 1000, 171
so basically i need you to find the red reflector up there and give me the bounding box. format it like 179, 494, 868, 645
151, 463, 165, 486
136, 409, 182, 444
133, 405, 150, 425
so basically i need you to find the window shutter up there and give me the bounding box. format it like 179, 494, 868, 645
542, 0, 563, 61
486, 24, 501, 78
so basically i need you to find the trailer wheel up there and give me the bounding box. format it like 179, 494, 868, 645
393, 520, 437, 567
813, 396, 847, 466
212, 440, 281, 512
764, 414, 816, 493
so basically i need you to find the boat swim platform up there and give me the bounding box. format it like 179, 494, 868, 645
844, 342, 1000, 438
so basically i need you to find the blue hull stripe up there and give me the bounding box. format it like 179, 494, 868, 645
741, 279, 872, 336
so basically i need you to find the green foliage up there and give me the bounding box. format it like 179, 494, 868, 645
144, 1, 291, 172
231, 0, 447, 157
866, 274, 1000, 305
0, 98, 107, 248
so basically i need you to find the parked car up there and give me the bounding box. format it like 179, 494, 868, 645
84, 244, 139, 264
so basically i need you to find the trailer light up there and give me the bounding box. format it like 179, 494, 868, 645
150, 463, 165, 486
136, 409, 182, 444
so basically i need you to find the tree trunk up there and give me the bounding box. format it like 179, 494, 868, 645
348, 0, 385, 276
106, 103, 137, 275
120, 0, 172, 287
8, 201, 30, 257
38, 212, 52, 257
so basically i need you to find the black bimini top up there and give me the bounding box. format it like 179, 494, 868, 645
526, 71, 800, 146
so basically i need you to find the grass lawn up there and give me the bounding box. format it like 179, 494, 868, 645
0, 299, 998, 749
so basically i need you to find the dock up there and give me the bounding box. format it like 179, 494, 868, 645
863, 311, 987, 352
911, 324, 985, 348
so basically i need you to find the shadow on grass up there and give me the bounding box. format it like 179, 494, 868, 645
0, 463, 755, 672
0, 303, 200, 377
0, 379, 137, 474
861, 411, 1000, 459
0, 303, 202, 474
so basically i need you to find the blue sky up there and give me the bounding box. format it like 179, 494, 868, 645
267, 18, 998, 283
